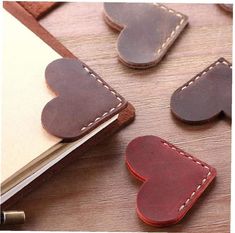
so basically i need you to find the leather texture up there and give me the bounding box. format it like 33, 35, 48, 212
171, 57, 232, 124
126, 135, 216, 227
18, 2, 59, 19
219, 4, 233, 13
41, 58, 127, 142
103, 3, 188, 69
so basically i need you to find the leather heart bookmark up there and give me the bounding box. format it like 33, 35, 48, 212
103, 3, 188, 69
41, 58, 127, 142
126, 135, 216, 227
171, 57, 232, 124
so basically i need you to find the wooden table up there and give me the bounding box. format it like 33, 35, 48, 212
3, 3, 232, 232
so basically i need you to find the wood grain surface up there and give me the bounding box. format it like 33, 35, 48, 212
2, 3, 232, 232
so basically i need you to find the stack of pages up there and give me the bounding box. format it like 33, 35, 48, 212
1, 9, 122, 206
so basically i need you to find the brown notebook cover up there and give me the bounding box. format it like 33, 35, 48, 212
18, 1, 60, 19
2, 1, 135, 211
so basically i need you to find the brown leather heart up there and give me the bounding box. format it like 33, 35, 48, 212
219, 4, 233, 13
41, 58, 127, 141
170, 58, 232, 124
103, 3, 188, 69
126, 135, 216, 227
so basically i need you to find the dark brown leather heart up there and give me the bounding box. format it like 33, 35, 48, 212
103, 3, 188, 69
126, 135, 216, 227
41, 58, 127, 141
171, 58, 232, 124
219, 4, 233, 13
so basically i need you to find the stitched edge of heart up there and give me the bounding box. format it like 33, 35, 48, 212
161, 140, 215, 212
154, 4, 188, 56
180, 58, 232, 92
80, 64, 124, 131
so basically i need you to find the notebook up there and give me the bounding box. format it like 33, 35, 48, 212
1, 8, 127, 206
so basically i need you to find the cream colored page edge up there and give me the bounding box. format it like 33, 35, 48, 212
2, 9, 61, 183
1, 114, 118, 203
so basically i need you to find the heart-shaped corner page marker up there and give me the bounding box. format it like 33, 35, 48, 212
103, 3, 188, 69
171, 58, 232, 124
41, 58, 127, 142
126, 136, 216, 227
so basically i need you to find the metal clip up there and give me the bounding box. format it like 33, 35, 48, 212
1, 211, 25, 224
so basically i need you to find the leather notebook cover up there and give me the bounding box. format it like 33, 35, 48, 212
18, 1, 60, 19
2, 1, 135, 209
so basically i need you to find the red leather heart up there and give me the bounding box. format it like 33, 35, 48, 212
126, 135, 216, 227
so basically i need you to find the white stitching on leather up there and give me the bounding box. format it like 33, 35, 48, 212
154, 3, 187, 55
180, 59, 232, 91
162, 141, 212, 212
80, 65, 123, 131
